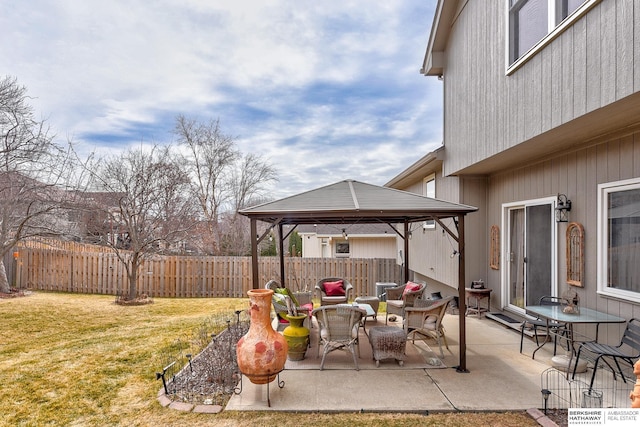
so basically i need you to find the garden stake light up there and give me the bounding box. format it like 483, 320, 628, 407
541, 388, 551, 415
185, 353, 193, 373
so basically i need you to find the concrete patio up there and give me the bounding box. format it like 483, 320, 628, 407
225, 311, 568, 413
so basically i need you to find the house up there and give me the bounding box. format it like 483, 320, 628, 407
297, 223, 397, 259
388, 0, 640, 330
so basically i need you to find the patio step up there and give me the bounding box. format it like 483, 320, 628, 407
486, 312, 546, 338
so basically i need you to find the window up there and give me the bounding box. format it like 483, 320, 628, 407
598, 179, 640, 302
335, 241, 350, 257
507, 0, 599, 71
423, 174, 436, 230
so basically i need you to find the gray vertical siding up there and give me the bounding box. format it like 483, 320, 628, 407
442, 0, 639, 176
486, 130, 640, 324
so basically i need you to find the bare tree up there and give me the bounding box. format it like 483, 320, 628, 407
86, 145, 196, 300
174, 115, 238, 254
229, 153, 278, 215
0, 76, 79, 293
174, 115, 277, 255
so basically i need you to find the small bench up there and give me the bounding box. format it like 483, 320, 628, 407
368, 326, 406, 367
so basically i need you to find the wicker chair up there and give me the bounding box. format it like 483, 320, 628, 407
265, 280, 313, 329
315, 278, 353, 305
384, 281, 426, 324
403, 295, 454, 358
312, 305, 365, 370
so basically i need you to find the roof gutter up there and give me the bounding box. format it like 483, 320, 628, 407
385, 146, 444, 189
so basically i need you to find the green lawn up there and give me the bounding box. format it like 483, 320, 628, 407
0, 292, 538, 426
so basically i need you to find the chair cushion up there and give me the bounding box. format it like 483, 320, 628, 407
402, 281, 422, 297
323, 280, 346, 296
319, 324, 359, 341
421, 316, 438, 329
322, 296, 348, 304
386, 299, 404, 309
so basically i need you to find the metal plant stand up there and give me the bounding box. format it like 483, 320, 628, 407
233, 370, 285, 407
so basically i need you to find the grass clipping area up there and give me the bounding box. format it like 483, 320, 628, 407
0, 292, 539, 426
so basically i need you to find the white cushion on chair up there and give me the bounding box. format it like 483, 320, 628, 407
320, 324, 359, 340
386, 300, 404, 309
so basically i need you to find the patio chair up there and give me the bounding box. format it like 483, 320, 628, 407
265, 280, 314, 329
312, 305, 365, 370
572, 318, 640, 392
403, 295, 454, 358
315, 278, 353, 305
384, 281, 426, 324
519, 296, 570, 355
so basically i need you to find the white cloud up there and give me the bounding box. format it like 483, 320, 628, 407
1, 0, 441, 198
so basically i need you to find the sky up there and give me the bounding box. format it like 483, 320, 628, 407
1, 0, 443, 199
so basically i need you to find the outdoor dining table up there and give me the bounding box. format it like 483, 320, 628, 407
525, 304, 626, 361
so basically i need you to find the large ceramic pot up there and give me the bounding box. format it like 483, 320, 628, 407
282, 314, 310, 361
236, 288, 288, 384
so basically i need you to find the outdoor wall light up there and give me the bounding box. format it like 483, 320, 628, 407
555, 194, 572, 222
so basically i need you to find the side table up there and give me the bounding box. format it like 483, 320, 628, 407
354, 296, 379, 320
465, 288, 492, 318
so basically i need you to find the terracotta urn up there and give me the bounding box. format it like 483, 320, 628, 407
283, 314, 310, 361
236, 288, 288, 384
630, 359, 640, 408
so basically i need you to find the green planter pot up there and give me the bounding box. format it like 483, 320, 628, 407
282, 314, 310, 361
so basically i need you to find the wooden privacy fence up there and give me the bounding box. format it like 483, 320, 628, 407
11, 244, 402, 298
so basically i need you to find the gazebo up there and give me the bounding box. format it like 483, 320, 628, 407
239, 179, 477, 372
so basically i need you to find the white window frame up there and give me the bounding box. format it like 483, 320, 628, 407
506, 0, 600, 75
423, 174, 436, 230
335, 240, 350, 258
501, 197, 558, 313
597, 178, 640, 304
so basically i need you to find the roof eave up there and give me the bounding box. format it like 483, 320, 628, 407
421, 0, 459, 77
386, 146, 444, 188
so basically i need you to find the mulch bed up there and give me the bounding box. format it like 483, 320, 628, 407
114, 294, 154, 306
0, 288, 30, 299
545, 409, 567, 426
169, 322, 249, 406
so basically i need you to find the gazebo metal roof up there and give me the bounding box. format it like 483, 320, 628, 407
240, 179, 476, 224
239, 179, 478, 372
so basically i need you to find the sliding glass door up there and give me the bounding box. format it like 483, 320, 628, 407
506, 200, 555, 311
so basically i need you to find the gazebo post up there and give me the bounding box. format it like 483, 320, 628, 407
403, 221, 410, 283
278, 223, 286, 288
456, 214, 468, 373
250, 218, 259, 290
